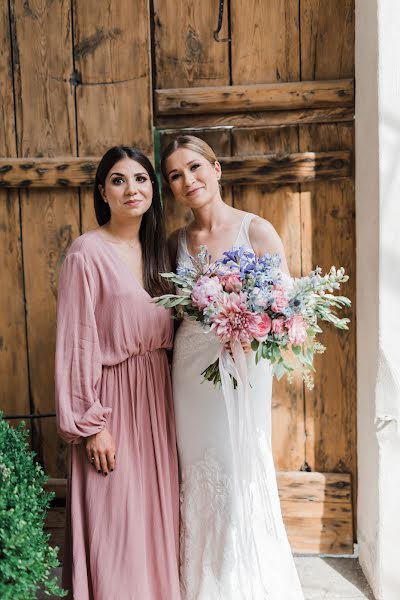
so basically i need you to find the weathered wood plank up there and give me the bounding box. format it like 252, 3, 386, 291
74, 0, 153, 158
221, 150, 351, 185
0, 157, 98, 187
231, 0, 300, 85
284, 516, 353, 554
0, 1, 30, 425
300, 124, 356, 477
232, 128, 305, 471
0, 192, 30, 422
301, 0, 355, 81
11, 0, 80, 476
155, 79, 354, 115
278, 470, 353, 553
230, 1, 304, 473
0, 150, 352, 188
0, 2, 16, 158
276, 471, 352, 503
300, 2, 356, 490
45, 470, 353, 555
155, 106, 355, 130
153, 0, 230, 89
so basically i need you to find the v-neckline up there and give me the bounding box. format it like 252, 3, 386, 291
183, 213, 249, 264
94, 230, 150, 298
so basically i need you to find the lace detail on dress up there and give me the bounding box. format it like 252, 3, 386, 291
179, 449, 241, 600
179, 442, 301, 600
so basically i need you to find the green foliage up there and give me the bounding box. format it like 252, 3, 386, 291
0, 413, 66, 599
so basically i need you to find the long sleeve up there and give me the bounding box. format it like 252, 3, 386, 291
55, 252, 111, 443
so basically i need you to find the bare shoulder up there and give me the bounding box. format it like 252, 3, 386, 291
248, 215, 290, 274
167, 228, 181, 269
249, 216, 281, 253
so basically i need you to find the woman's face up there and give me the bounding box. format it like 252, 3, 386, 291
99, 158, 153, 221
165, 148, 221, 209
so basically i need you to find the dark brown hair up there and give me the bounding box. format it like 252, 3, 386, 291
94, 146, 171, 297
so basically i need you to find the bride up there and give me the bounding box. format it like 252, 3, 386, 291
162, 135, 304, 600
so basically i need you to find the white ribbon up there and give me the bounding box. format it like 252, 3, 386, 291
219, 342, 281, 597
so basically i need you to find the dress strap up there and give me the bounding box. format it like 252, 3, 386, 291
236, 212, 255, 250
176, 227, 192, 267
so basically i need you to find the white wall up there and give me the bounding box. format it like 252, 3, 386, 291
356, 1, 400, 598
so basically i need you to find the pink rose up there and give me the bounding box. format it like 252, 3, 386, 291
192, 276, 222, 309
287, 315, 307, 345
271, 317, 285, 335
254, 313, 272, 342
220, 272, 242, 293
271, 285, 289, 313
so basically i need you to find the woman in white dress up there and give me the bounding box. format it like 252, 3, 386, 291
162, 135, 304, 600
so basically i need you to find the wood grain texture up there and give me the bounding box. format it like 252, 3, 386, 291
11, 0, 76, 157
232, 128, 305, 471
300, 0, 355, 81
0, 157, 97, 187
221, 150, 351, 185
155, 106, 355, 130
0, 151, 351, 188
0, 2, 30, 424
230, 2, 303, 471
0, 2, 16, 158
299, 2, 356, 488
153, 0, 230, 88
300, 124, 356, 477
74, 0, 153, 157
278, 471, 353, 553
231, 0, 299, 85
155, 79, 354, 115
11, 0, 80, 476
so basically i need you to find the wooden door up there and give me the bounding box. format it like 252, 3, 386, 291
0, 0, 355, 554
152, 0, 355, 554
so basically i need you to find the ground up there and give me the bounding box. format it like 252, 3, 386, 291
38, 557, 375, 599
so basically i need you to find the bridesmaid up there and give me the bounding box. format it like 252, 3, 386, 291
55, 146, 180, 600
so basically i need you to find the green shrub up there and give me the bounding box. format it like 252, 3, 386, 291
0, 412, 66, 599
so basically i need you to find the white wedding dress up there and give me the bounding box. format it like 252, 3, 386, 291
172, 213, 304, 600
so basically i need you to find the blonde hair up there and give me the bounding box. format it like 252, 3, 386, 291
161, 135, 217, 181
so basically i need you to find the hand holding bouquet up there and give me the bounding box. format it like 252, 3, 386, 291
154, 246, 350, 389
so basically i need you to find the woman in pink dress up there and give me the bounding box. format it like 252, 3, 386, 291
55, 146, 180, 600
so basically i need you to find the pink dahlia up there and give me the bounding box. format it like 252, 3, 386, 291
192, 276, 222, 309
254, 313, 272, 342
210, 292, 261, 344
271, 285, 289, 313
220, 272, 242, 293
287, 314, 307, 345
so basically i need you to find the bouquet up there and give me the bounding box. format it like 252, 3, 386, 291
154, 246, 350, 389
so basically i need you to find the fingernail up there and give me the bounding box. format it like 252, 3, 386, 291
103, 472, 108, 476
110, 469, 114, 472
97, 470, 101, 474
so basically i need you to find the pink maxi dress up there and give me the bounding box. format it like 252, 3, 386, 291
55, 230, 180, 600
